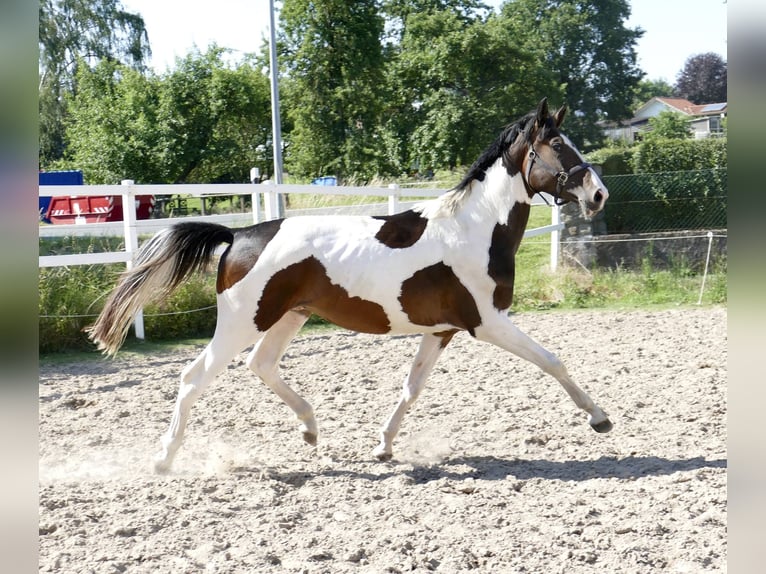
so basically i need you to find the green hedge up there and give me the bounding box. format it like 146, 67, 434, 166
586, 146, 636, 176
587, 137, 726, 176
633, 137, 727, 173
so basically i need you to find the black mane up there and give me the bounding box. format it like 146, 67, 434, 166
454, 111, 537, 192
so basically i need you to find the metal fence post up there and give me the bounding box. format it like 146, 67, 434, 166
121, 179, 144, 339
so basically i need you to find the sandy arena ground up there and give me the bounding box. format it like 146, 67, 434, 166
39, 306, 726, 573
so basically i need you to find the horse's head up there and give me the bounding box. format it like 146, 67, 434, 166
517, 98, 608, 219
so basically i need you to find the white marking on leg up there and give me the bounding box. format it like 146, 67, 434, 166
246, 311, 318, 444
373, 333, 451, 460
154, 329, 257, 473
474, 315, 610, 428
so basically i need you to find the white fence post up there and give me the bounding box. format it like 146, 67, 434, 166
550, 204, 561, 271
250, 167, 261, 224
121, 179, 144, 340
264, 184, 279, 220
697, 231, 714, 305
388, 183, 400, 215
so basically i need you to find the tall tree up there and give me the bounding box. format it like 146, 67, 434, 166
60, 47, 273, 185
386, 6, 559, 171
60, 58, 161, 183
674, 52, 727, 104
499, 0, 644, 150
631, 78, 674, 110
157, 48, 273, 184
279, 0, 386, 181
39, 0, 150, 166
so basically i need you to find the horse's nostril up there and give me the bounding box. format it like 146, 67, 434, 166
594, 190, 603, 203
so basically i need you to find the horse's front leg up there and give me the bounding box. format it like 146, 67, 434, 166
475, 314, 613, 432
373, 331, 455, 461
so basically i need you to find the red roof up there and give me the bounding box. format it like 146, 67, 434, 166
655, 97, 727, 117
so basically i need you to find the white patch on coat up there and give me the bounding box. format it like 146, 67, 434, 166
221, 156, 532, 334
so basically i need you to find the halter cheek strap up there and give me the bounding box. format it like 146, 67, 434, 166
524, 147, 591, 205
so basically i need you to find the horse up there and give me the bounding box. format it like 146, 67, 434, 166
88, 97, 613, 474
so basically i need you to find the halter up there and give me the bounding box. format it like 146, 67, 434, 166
524, 146, 591, 206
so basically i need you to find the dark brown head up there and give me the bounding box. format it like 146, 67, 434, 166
518, 98, 608, 218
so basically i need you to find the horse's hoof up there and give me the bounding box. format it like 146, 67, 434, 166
302, 431, 318, 446
372, 447, 393, 462
152, 457, 172, 475
591, 418, 613, 433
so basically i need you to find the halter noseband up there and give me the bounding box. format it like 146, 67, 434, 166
524, 146, 591, 206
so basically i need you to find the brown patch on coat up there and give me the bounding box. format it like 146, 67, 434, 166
254, 256, 391, 334
487, 203, 530, 310
434, 329, 458, 347
373, 210, 428, 248
399, 262, 481, 336
217, 219, 284, 293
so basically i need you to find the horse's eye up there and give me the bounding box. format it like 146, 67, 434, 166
552, 142, 562, 152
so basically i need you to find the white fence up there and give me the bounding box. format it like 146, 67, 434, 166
39, 181, 563, 338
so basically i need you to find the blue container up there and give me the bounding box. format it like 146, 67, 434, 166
311, 176, 337, 186
39, 170, 84, 223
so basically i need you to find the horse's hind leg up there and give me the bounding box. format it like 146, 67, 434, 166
372, 332, 454, 461
246, 310, 318, 446
475, 315, 612, 432
154, 327, 258, 474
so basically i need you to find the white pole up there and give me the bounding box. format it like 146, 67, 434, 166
388, 183, 400, 215
697, 231, 714, 305
121, 179, 144, 339
268, 0, 284, 217
250, 167, 261, 224
550, 204, 561, 272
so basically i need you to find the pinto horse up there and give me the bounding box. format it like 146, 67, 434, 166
88, 98, 613, 473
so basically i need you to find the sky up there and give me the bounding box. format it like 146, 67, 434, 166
121, 0, 728, 84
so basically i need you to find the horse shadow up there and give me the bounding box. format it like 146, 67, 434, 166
263, 454, 726, 487
402, 454, 726, 483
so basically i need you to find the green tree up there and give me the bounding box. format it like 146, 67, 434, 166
59, 58, 162, 183
60, 47, 272, 185
631, 78, 674, 110
642, 110, 692, 142
39, 0, 150, 166
156, 47, 272, 184
279, 0, 386, 181
387, 6, 559, 171
499, 0, 644, 150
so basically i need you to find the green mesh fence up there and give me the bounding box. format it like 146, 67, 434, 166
601, 168, 727, 234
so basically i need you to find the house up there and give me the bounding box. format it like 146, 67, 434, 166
602, 97, 727, 143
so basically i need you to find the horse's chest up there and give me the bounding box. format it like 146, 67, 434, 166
486, 219, 526, 310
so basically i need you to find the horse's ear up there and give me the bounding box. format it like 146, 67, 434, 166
535, 97, 549, 127
554, 104, 567, 127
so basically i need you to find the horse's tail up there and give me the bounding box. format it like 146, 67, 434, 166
87, 222, 234, 356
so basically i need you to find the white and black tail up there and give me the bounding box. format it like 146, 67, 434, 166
87, 222, 233, 355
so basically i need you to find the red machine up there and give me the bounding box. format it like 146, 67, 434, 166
45, 194, 155, 224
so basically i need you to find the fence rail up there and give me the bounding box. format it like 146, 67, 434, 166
39, 181, 562, 338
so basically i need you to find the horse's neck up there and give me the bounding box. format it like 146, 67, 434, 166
462, 162, 531, 228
